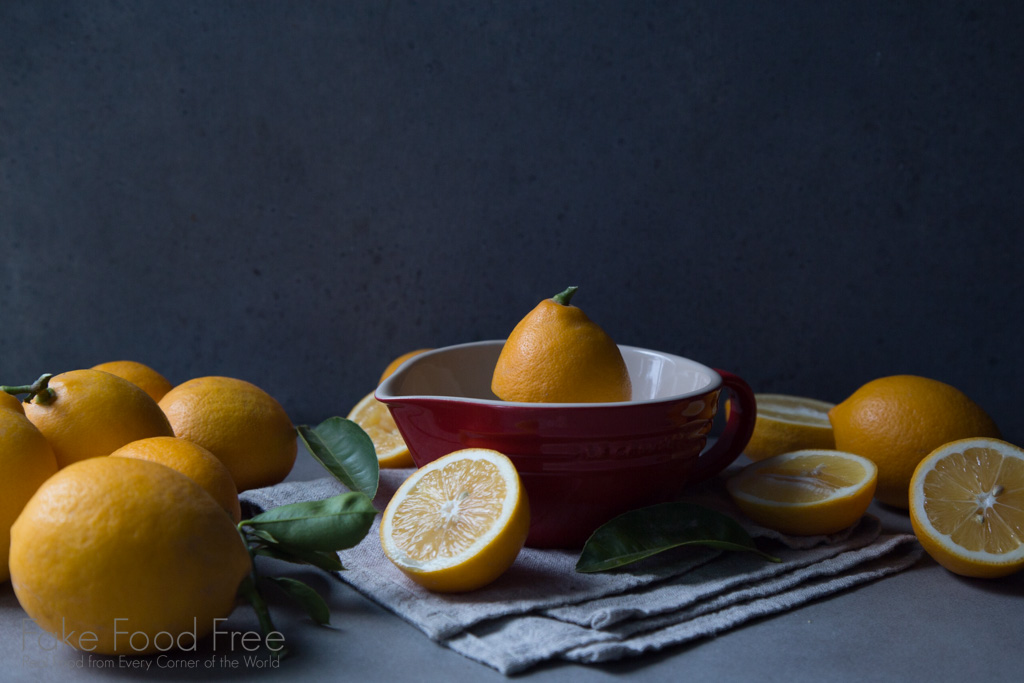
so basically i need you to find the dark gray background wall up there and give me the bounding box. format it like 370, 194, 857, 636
2, 1, 1021, 441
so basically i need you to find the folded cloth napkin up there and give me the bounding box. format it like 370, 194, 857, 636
241, 469, 923, 675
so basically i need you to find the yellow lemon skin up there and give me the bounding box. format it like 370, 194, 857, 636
829, 375, 1000, 508
8, 457, 251, 655
110, 436, 242, 523
491, 288, 631, 403
23, 369, 174, 469
0, 391, 26, 414
159, 376, 296, 492
0, 409, 59, 582
92, 360, 174, 403
909, 438, 1024, 579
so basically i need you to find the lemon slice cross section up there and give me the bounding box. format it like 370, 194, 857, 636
347, 391, 414, 469
380, 448, 530, 592
727, 449, 877, 536
744, 394, 836, 462
910, 437, 1024, 579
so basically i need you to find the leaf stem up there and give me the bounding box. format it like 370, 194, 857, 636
236, 525, 289, 660
237, 576, 287, 659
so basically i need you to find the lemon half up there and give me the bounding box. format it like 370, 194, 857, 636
910, 437, 1024, 579
380, 448, 530, 592
727, 449, 877, 536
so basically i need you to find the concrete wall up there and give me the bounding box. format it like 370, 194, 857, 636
2, 1, 1021, 440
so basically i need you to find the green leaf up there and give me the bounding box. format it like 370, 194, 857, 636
243, 492, 378, 553
267, 577, 331, 626
252, 544, 345, 572
297, 417, 379, 498
244, 528, 279, 545
576, 502, 779, 573
237, 576, 289, 660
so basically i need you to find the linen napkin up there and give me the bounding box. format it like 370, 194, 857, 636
241, 469, 923, 675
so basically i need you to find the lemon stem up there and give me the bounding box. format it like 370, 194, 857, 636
552, 286, 579, 306
0, 373, 56, 405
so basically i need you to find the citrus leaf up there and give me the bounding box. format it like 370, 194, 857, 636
244, 528, 279, 545
252, 544, 345, 572
267, 577, 331, 626
243, 492, 377, 552
237, 576, 289, 660
576, 502, 779, 573
297, 417, 379, 497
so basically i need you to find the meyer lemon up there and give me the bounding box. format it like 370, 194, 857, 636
0, 409, 59, 582
92, 360, 174, 403
909, 437, 1024, 579
158, 376, 296, 492
21, 369, 174, 468
726, 449, 878, 536
347, 391, 414, 468
110, 436, 242, 522
379, 348, 432, 384
744, 394, 836, 461
829, 375, 1000, 508
0, 390, 25, 414
9, 457, 251, 655
380, 448, 530, 592
491, 286, 631, 403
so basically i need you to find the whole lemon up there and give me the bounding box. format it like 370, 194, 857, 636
0, 391, 25, 414
491, 286, 632, 403
0, 409, 59, 582
159, 376, 296, 492
110, 436, 242, 523
91, 360, 174, 403
9, 457, 251, 655
829, 375, 1000, 508
22, 370, 174, 468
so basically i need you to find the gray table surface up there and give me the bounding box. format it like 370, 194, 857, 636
3, 446, 1023, 683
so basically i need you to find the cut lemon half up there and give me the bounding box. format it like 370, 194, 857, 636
726, 449, 877, 535
909, 437, 1024, 579
379, 448, 530, 592
743, 394, 836, 462
347, 391, 414, 468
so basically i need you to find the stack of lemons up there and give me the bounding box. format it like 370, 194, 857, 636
728, 375, 1020, 579
1, 361, 298, 654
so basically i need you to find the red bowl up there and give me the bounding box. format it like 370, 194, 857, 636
376, 341, 756, 548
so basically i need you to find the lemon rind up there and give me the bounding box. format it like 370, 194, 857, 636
728, 450, 877, 508
754, 394, 835, 427
380, 448, 520, 573
910, 438, 1024, 566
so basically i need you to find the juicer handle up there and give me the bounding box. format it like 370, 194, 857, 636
689, 369, 756, 484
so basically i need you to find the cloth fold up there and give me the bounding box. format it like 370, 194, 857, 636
241, 469, 922, 675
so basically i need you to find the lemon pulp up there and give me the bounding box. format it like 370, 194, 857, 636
347, 392, 413, 468
726, 449, 877, 536
738, 453, 871, 504
379, 448, 530, 592
390, 458, 508, 566
920, 444, 1024, 555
